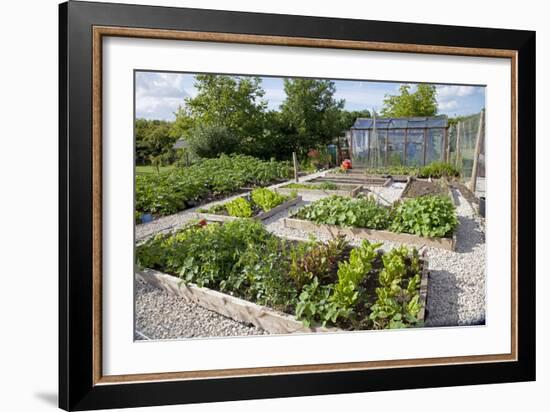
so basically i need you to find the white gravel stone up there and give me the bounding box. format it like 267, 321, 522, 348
135, 280, 268, 340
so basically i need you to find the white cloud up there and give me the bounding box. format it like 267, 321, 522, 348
438, 100, 459, 110
437, 85, 480, 98
135, 72, 189, 120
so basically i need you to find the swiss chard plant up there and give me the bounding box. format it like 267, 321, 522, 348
369, 246, 423, 329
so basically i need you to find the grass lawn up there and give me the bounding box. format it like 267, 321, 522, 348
136, 165, 175, 175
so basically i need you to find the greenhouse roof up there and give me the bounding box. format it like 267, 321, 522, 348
351, 116, 448, 130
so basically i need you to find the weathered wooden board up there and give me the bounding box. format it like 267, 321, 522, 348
136, 268, 336, 334
275, 184, 362, 198
195, 196, 302, 223
321, 173, 389, 186
417, 259, 430, 322
283, 217, 455, 251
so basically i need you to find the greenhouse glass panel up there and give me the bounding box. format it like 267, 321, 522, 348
426, 128, 444, 164
406, 129, 424, 166
350, 129, 369, 168
387, 130, 406, 166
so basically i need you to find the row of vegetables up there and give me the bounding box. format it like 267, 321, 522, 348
294, 194, 458, 238
136, 154, 293, 217
137, 219, 424, 330
197, 188, 297, 218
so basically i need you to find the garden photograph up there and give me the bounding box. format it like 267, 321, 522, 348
134, 71, 486, 340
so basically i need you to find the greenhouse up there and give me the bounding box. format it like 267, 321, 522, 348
348, 116, 449, 168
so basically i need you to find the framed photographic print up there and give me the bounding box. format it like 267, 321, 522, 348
59, 1, 536, 410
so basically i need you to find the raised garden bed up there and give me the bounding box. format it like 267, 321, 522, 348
136, 263, 430, 334
275, 182, 362, 197
401, 177, 449, 199
321, 173, 391, 187
195, 189, 301, 222
286, 194, 458, 251
136, 219, 429, 332
283, 217, 456, 251
136, 268, 336, 334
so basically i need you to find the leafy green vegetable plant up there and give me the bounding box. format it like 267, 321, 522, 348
418, 161, 460, 178
329, 240, 382, 319
224, 197, 253, 217
369, 246, 422, 329
250, 188, 289, 212
293, 196, 390, 229
135, 154, 293, 217
137, 219, 425, 331
390, 195, 458, 237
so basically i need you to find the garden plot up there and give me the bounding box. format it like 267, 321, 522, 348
194, 189, 301, 223
401, 177, 450, 199
136, 219, 429, 332
314, 171, 391, 187
264, 189, 486, 327
274, 181, 362, 197
281, 194, 458, 251
135, 154, 293, 221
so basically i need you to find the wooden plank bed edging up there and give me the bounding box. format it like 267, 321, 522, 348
194, 195, 302, 223
322, 173, 389, 186
283, 217, 456, 251
135, 268, 336, 334
275, 185, 362, 198
417, 258, 430, 322
136, 262, 429, 333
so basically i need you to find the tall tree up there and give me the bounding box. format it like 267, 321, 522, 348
279, 79, 344, 154
175, 74, 267, 155
135, 119, 177, 165
339, 109, 372, 130
380, 84, 438, 117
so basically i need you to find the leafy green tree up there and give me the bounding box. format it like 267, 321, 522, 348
279, 79, 344, 154
135, 119, 177, 165
186, 123, 239, 158
380, 84, 438, 117
339, 109, 371, 130
177, 74, 267, 154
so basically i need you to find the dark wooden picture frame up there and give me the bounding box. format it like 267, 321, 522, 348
59, 1, 536, 410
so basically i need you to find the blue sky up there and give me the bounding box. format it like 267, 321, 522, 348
135, 71, 485, 121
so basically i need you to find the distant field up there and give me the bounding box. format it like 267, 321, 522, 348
136, 165, 175, 175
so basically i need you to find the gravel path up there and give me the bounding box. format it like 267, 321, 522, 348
423, 189, 486, 327
135, 172, 485, 337
135, 280, 268, 340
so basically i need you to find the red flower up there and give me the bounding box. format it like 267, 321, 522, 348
198, 219, 207, 227
341, 159, 352, 170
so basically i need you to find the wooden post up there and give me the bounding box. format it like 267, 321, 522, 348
403, 128, 408, 165
455, 122, 461, 169
444, 127, 450, 163
384, 129, 389, 167
422, 128, 428, 166
292, 151, 299, 182
469, 110, 485, 193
